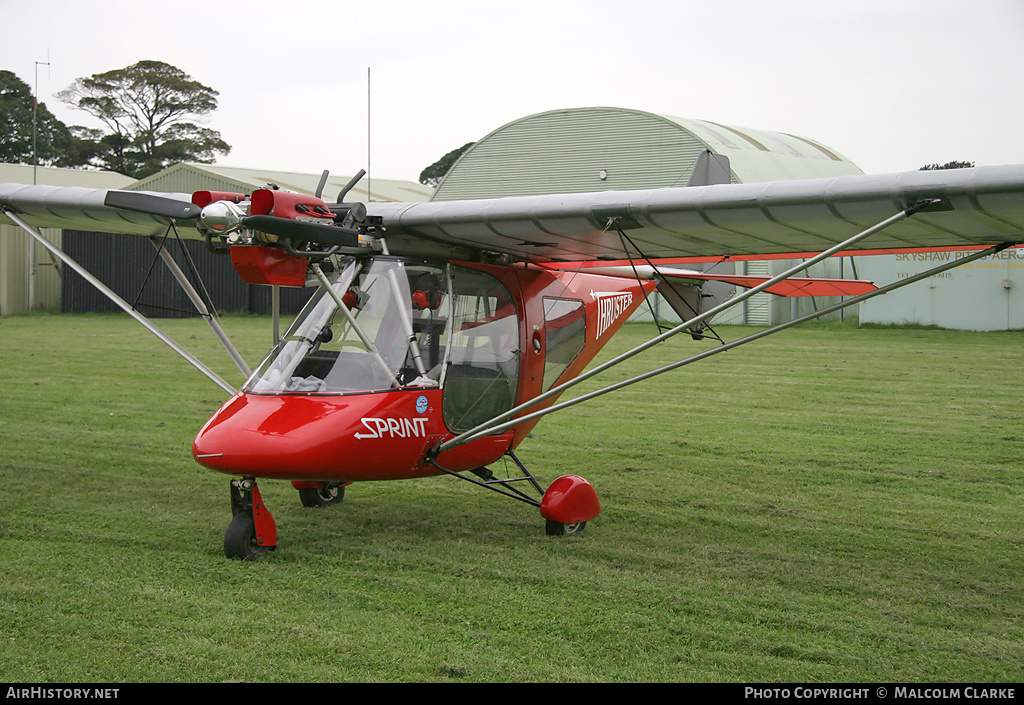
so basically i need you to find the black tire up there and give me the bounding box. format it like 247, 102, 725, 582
545, 519, 586, 536
224, 513, 267, 560
298, 484, 346, 508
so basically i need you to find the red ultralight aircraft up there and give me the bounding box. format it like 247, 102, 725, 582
2, 156, 1023, 559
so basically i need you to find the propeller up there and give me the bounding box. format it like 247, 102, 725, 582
104, 173, 369, 254
103, 190, 202, 220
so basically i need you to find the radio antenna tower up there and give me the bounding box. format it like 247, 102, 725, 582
32, 53, 51, 185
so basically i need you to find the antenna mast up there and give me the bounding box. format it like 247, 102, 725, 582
367, 66, 371, 202
30, 54, 50, 313
32, 54, 50, 185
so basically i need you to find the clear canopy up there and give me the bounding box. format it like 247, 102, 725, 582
246, 258, 522, 434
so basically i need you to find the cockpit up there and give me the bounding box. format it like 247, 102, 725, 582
246, 256, 521, 432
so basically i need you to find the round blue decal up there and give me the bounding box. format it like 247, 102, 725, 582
416, 395, 429, 414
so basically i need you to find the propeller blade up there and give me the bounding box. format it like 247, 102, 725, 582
241, 215, 360, 248
104, 190, 202, 219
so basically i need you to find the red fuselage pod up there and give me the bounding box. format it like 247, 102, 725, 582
191, 255, 655, 483
499, 262, 657, 447
192, 388, 513, 481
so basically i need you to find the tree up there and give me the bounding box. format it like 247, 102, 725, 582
920, 160, 975, 170
0, 70, 78, 167
419, 142, 474, 187
57, 60, 230, 178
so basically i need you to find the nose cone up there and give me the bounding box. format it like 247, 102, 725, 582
193, 393, 322, 477
192, 390, 444, 481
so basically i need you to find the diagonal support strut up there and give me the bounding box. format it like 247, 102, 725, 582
435, 203, 1005, 454
2, 208, 236, 395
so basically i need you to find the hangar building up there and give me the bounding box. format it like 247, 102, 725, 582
434, 107, 1021, 330
433, 107, 864, 325
432, 106, 862, 201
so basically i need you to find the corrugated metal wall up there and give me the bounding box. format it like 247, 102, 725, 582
743, 261, 773, 326
61, 231, 312, 317
0, 224, 62, 314
1, 165, 134, 314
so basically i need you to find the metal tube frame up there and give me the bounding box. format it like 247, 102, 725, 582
3, 208, 236, 395
377, 237, 427, 375
427, 449, 544, 508
149, 236, 251, 378
443, 241, 1016, 443
272, 285, 281, 345
310, 262, 400, 387
437, 204, 1008, 454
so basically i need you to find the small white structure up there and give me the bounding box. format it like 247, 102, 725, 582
858, 248, 1024, 330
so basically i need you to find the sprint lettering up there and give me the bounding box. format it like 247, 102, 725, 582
355, 417, 428, 440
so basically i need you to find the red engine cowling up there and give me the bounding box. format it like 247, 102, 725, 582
191, 191, 247, 208
250, 189, 336, 221
230, 245, 308, 287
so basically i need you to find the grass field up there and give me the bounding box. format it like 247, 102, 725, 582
0, 313, 1020, 682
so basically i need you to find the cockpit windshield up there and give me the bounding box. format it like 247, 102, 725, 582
246, 257, 523, 436
247, 258, 450, 394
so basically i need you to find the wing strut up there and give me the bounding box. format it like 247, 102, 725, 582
434, 200, 974, 454
440, 240, 1016, 452
1, 208, 236, 395
149, 235, 251, 378
611, 219, 723, 341
309, 263, 401, 387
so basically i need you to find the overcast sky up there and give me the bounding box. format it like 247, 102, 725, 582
3, 0, 1023, 186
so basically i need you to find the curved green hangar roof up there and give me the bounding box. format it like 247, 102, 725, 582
431, 107, 863, 201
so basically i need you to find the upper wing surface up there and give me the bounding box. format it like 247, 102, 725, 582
370, 165, 1024, 262
0, 183, 196, 237
3, 165, 1023, 262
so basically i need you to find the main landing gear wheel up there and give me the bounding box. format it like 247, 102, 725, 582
540, 475, 599, 537
545, 519, 587, 536
298, 483, 346, 508
224, 513, 270, 560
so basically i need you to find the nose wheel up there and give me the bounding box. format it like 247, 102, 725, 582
225, 478, 277, 560
224, 513, 264, 560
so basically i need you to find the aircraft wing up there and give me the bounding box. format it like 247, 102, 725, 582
0, 183, 198, 237
368, 165, 1024, 262
2, 164, 1023, 263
